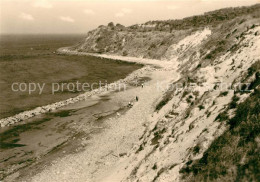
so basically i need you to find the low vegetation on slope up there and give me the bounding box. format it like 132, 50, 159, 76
68, 4, 260, 182
143, 4, 260, 31
180, 63, 260, 181
72, 4, 260, 61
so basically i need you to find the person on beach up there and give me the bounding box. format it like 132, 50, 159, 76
128, 102, 133, 108
136, 96, 139, 102
141, 83, 144, 88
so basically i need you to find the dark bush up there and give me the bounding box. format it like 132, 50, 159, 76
215, 111, 228, 122
229, 95, 240, 109
155, 95, 171, 111
219, 91, 229, 97
198, 105, 205, 110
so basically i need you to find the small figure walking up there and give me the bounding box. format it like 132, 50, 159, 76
136, 96, 139, 102
128, 101, 133, 108
141, 83, 144, 88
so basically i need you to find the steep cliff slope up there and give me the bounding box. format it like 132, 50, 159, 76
70, 4, 260, 60
69, 4, 260, 182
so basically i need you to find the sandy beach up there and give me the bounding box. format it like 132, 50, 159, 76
2, 50, 179, 181
0, 47, 174, 128
2, 2, 260, 181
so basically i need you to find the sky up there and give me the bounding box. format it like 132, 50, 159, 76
0, 0, 259, 34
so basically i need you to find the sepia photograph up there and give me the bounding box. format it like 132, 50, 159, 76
0, 0, 259, 181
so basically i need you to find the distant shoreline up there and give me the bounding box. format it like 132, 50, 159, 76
0, 48, 157, 128
56, 47, 168, 67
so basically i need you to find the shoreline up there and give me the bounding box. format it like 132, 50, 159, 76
26, 54, 179, 182
1, 48, 179, 181
56, 47, 170, 67
1, 86, 135, 181
0, 48, 170, 128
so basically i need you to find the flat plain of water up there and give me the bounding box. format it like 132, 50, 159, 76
0, 34, 143, 180
0, 34, 142, 119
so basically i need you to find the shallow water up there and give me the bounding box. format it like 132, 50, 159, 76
0, 34, 144, 180
0, 34, 142, 119
0, 86, 135, 180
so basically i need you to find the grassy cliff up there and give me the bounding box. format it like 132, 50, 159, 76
69, 4, 260, 181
